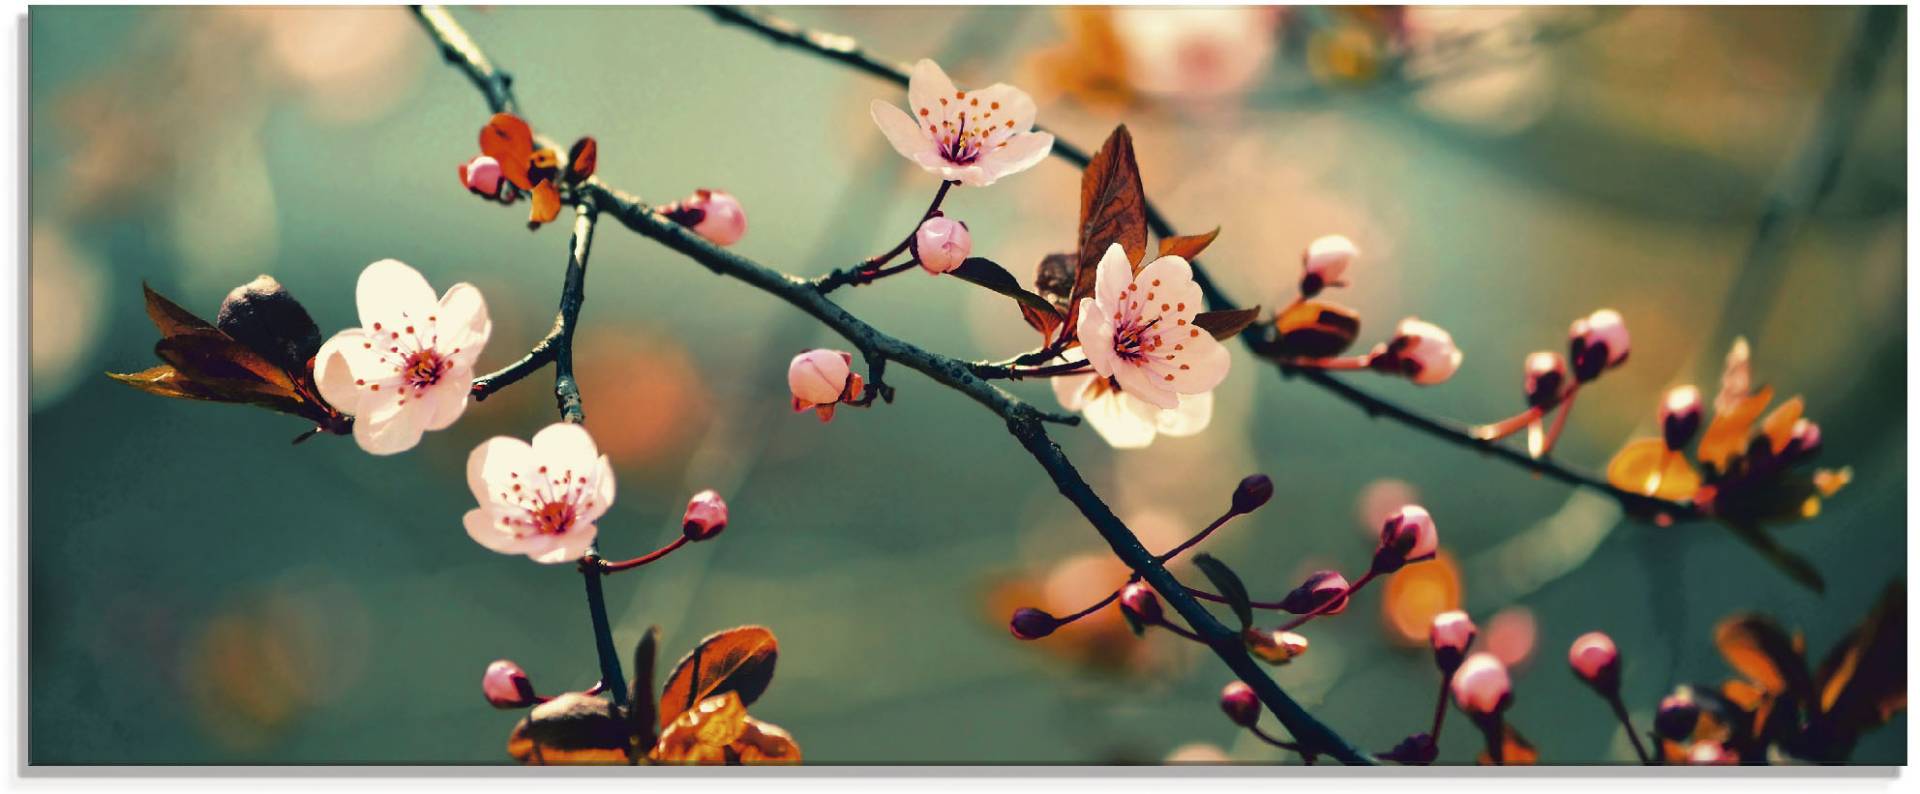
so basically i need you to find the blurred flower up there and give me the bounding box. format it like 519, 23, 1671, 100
460, 155, 504, 196
1051, 348, 1212, 449
1245, 629, 1309, 665
1430, 610, 1476, 673
1300, 234, 1358, 297
1382, 549, 1462, 645
28, 222, 107, 408
911, 215, 971, 274
463, 422, 615, 564
681, 489, 729, 541
1450, 652, 1512, 717
1484, 606, 1537, 668
787, 349, 862, 422
1654, 689, 1701, 741
1568, 308, 1630, 381
1371, 317, 1462, 385
662, 189, 747, 247
1165, 742, 1231, 763
1659, 385, 1704, 450
1024, 8, 1134, 110
1523, 352, 1567, 408
315, 260, 491, 455
1077, 245, 1230, 408
870, 59, 1055, 187
1108, 7, 1279, 100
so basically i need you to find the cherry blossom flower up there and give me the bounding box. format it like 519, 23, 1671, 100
870, 59, 1056, 187
315, 259, 491, 455
662, 189, 747, 247
787, 349, 863, 422
463, 422, 615, 564
1568, 308, 1629, 381
1075, 243, 1232, 411
1051, 348, 1213, 449
912, 215, 971, 274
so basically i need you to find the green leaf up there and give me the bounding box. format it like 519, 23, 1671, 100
949, 258, 1064, 327
1193, 307, 1261, 341
1193, 553, 1253, 630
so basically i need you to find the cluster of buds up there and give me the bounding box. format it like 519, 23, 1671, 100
911, 214, 972, 274
787, 349, 865, 422
1474, 308, 1633, 459
1274, 235, 1464, 387
661, 188, 749, 247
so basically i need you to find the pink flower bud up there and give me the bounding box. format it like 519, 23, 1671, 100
483, 659, 537, 709
1567, 631, 1620, 692
1373, 504, 1439, 573
1218, 681, 1260, 727
1654, 690, 1700, 740
1568, 308, 1630, 381
1279, 570, 1350, 615
1450, 652, 1512, 717
681, 489, 728, 541
1300, 234, 1357, 296
1009, 607, 1059, 640
1429, 610, 1476, 673
1523, 351, 1567, 409
1372, 317, 1462, 386
459, 155, 503, 196
1659, 385, 1703, 450
1119, 582, 1162, 624
1230, 473, 1274, 515
663, 189, 747, 247
911, 215, 972, 274
1785, 418, 1822, 459
788, 349, 862, 422
1687, 740, 1736, 765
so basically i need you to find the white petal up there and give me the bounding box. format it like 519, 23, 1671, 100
314, 335, 364, 415
577, 454, 616, 524
1082, 392, 1158, 449
1112, 358, 1180, 409
351, 394, 427, 455
1052, 372, 1096, 411
356, 259, 439, 330
420, 366, 473, 432
871, 99, 936, 163
464, 508, 530, 555
436, 283, 491, 368
906, 59, 959, 126
1155, 391, 1214, 437
1151, 331, 1231, 395
532, 422, 602, 471
969, 83, 1037, 132
1093, 243, 1134, 316
467, 434, 535, 506
532, 523, 597, 564
1077, 303, 1118, 377
979, 132, 1054, 184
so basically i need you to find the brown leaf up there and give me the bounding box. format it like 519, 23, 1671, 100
628, 626, 661, 748
1698, 386, 1774, 471
1815, 582, 1906, 735
658, 626, 778, 729
1715, 613, 1812, 701
1157, 227, 1220, 261
566, 136, 598, 183
480, 112, 536, 191
649, 691, 800, 765
507, 692, 634, 765
142, 283, 219, 337
1192, 307, 1260, 341
1606, 438, 1703, 502
1272, 300, 1361, 358
950, 258, 1065, 339
1067, 125, 1147, 334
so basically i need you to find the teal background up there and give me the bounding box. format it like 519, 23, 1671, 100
27, 6, 1906, 764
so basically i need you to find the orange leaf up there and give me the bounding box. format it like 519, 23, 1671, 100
480, 112, 536, 190
1715, 613, 1811, 699
649, 691, 800, 765
1067, 125, 1147, 334
1475, 723, 1538, 765
528, 181, 562, 227
658, 626, 778, 729
1272, 300, 1362, 358
1698, 385, 1774, 471
506, 692, 634, 765
566, 137, 598, 183
1606, 438, 1702, 501
529, 146, 561, 187
142, 283, 219, 337
1760, 396, 1803, 454
1157, 227, 1219, 261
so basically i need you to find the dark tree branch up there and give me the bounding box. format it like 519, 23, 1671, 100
415, 4, 1371, 764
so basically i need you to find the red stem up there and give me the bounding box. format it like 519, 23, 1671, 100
1283, 355, 1374, 371
599, 535, 689, 573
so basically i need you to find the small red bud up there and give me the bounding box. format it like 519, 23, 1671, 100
1450, 652, 1512, 718
1429, 610, 1476, 674
1230, 474, 1274, 515
1119, 582, 1162, 624
1567, 631, 1621, 693
1658, 386, 1704, 450
1218, 681, 1260, 727
1654, 689, 1700, 741
1523, 351, 1567, 409
1009, 607, 1059, 640
483, 659, 537, 709
681, 489, 728, 541
1279, 570, 1350, 615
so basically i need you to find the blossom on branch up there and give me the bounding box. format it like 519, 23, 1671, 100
871, 59, 1056, 187
1076, 243, 1231, 409
787, 349, 863, 422
463, 422, 615, 564
315, 259, 491, 455
1050, 348, 1212, 449
661, 188, 747, 247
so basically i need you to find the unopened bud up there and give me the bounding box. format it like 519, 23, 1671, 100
1653, 689, 1700, 741
681, 489, 728, 541
1450, 652, 1512, 718
1371, 317, 1462, 386
911, 215, 972, 274
1300, 234, 1357, 297
1119, 582, 1162, 624
1568, 309, 1630, 381
459, 155, 503, 197
483, 659, 538, 709
1784, 419, 1822, 460
1373, 504, 1439, 574
1567, 631, 1621, 693
1279, 570, 1350, 615
217, 275, 323, 374
1523, 351, 1567, 409
1218, 681, 1260, 727
663, 189, 747, 247
788, 349, 862, 422
1659, 386, 1703, 450
1231, 473, 1274, 515
1687, 740, 1736, 765
1429, 610, 1476, 674
1009, 607, 1059, 640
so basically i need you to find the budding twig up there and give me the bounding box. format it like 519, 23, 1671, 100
815, 180, 955, 293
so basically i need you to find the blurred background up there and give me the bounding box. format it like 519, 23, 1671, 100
27, 6, 1906, 764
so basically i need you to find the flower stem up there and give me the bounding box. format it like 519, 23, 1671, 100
1250, 724, 1307, 754
1147, 614, 1205, 643
1536, 385, 1580, 459
578, 558, 629, 707
1185, 588, 1293, 611
815, 180, 955, 293
1607, 691, 1653, 765
1469, 405, 1545, 442
1282, 355, 1374, 371
599, 535, 690, 573
983, 359, 1094, 381
1429, 675, 1451, 740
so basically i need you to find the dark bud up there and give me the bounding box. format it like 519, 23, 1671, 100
1653, 691, 1700, 741
1033, 252, 1078, 304
1118, 582, 1162, 624
1278, 570, 1350, 616
1218, 681, 1260, 727
217, 275, 322, 374
1230, 474, 1275, 515
1378, 732, 1438, 766
1009, 607, 1059, 640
